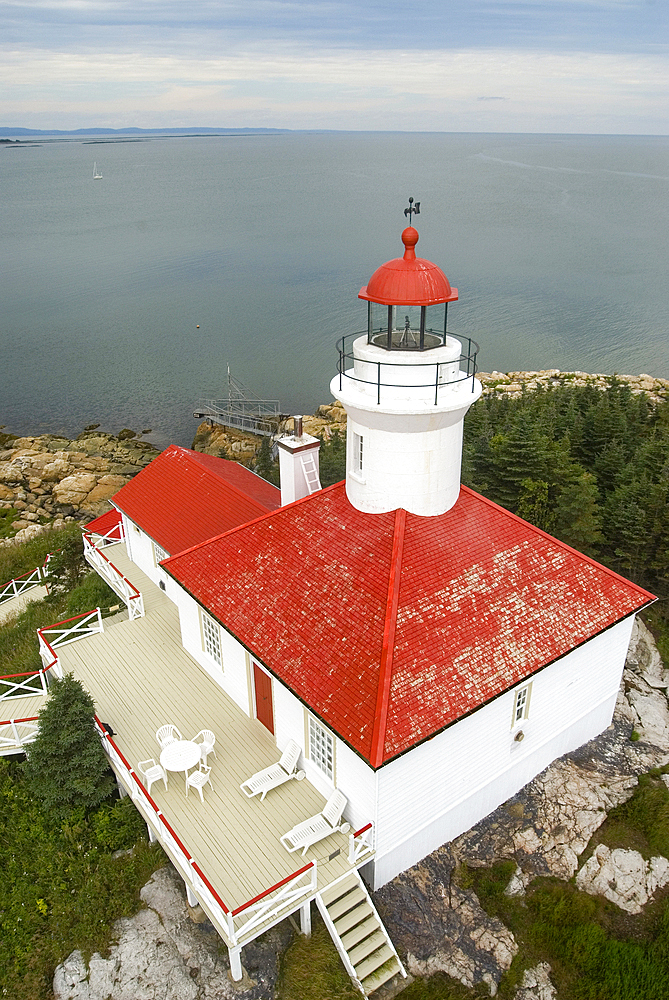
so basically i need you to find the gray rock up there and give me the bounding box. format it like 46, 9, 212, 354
53, 866, 290, 1000
514, 963, 557, 1000
575, 846, 669, 913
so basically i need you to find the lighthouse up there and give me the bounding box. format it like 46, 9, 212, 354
330, 203, 482, 516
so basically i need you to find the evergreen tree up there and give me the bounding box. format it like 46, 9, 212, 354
254, 436, 279, 485
24, 674, 115, 818
516, 479, 555, 533
318, 429, 347, 487
487, 410, 551, 511
552, 472, 604, 556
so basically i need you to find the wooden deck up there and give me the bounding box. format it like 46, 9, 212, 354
57, 543, 369, 919
0, 585, 48, 624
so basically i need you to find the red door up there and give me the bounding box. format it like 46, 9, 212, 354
253, 663, 274, 734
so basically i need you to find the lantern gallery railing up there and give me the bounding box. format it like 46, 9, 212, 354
336, 331, 479, 405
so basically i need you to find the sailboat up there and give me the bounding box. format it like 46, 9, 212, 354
93, 161, 103, 180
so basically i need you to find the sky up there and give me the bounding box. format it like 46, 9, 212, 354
1, 0, 667, 133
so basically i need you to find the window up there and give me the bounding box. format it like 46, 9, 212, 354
202, 612, 222, 667
308, 716, 334, 781
512, 684, 531, 726
153, 542, 169, 566
352, 432, 364, 475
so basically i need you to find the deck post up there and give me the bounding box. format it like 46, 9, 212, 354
185, 884, 199, 908
147, 823, 157, 844
299, 900, 312, 937
228, 945, 243, 981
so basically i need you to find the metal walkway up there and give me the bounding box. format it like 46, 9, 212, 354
193, 368, 285, 438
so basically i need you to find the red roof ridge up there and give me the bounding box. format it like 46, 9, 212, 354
370, 508, 406, 768
163, 479, 345, 566
458, 484, 657, 603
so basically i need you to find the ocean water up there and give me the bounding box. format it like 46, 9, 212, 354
1, 131, 668, 448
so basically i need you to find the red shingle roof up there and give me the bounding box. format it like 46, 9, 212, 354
111, 445, 280, 555
164, 483, 654, 767
83, 508, 122, 538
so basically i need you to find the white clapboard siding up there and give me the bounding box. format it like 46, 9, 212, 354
371, 615, 635, 888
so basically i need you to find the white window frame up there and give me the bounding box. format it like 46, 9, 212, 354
350, 431, 364, 482
511, 683, 532, 728
153, 541, 169, 566
201, 611, 222, 668
307, 715, 335, 782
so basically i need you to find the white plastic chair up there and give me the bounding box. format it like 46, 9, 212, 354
137, 758, 168, 795
280, 789, 348, 855
156, 724, 182, 749
193, 729, 217, 765
240, 740, 305, 801
185, 763, 213, 803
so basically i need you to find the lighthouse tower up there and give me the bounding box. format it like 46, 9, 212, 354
330, 206, 482, 516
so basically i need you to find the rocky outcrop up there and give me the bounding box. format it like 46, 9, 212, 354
53, 866, 290, 1000
513, 963, 557, 1000
477, 369, 669, 405
374, 851, 517, 996
0, 430, 159, 544
575, 845, 669, 914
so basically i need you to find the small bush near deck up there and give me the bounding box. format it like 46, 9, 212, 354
0, 758, 165, 1000
24, 673, 116, 818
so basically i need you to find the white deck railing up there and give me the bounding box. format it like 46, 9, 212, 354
38, 608, 105, 678
98, 722, 319, 950
230, 862, 318, 942
0, 668, 49, 702
0, 565, 45, 606
83, 535, 144, 619
86, 518, 125, 548
0, 716, 39, 753
348, 822, 374, 865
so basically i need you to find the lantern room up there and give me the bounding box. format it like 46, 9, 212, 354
359, 225, 459, 352
330, 207, 483, 517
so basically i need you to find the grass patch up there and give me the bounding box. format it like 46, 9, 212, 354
276, 912, 360, 1000
586, 769, 669, 861
0, 758, 166, 1000
0, 525, 78, 584
0, 507, 20, 539
465, 773, 669, 1000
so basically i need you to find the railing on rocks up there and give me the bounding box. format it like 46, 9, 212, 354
82, 534, 144, 619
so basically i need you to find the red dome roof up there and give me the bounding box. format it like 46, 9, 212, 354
359, 227, 458, 307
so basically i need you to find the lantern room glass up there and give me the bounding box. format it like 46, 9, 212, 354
367, 301, 449, 351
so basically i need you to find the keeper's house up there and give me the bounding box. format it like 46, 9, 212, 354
9, 217, 653, 994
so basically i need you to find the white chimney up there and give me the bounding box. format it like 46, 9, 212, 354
277, 415, 322, 506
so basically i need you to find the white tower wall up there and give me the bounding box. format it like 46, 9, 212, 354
331, 335, 482, 516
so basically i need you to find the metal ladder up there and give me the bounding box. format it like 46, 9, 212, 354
316, 871, 407, 996
300, 454, 322, 494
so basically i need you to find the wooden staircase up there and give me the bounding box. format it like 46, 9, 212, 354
316, 872, 406, 997
299, 454, 322, 495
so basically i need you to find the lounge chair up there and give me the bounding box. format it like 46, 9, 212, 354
240, 739, 304, 801
280, 789, 348, 855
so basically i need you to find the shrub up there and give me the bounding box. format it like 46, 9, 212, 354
24, 673, 115, 818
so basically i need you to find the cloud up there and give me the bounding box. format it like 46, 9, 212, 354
1, 45, 667, 132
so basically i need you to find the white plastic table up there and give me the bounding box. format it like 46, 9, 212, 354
160, 740, 201, 780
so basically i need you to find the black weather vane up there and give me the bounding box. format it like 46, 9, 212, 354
404, 197, 420, 224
